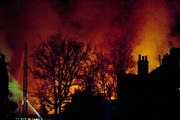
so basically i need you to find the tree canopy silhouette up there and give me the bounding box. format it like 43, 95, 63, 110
87, 50, 115, 99
109, 37, 134, 74
31, 33, 90, 116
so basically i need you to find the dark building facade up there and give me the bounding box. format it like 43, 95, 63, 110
62, 47, 180, 120
0, 54, 18, 120
117, 47, 180, 120
0, 54, 9, 119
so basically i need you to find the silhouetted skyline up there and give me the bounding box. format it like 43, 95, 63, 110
0, 0, 180, 120
0, 47, 179, 120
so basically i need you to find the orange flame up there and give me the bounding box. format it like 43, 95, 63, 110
131, 0, 172, 72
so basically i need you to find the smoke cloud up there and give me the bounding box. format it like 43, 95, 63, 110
0, 0, 180, 92
8, 73, 23, 101
131, 0, 174, 71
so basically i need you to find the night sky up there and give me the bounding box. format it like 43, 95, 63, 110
0, 0, 180, 99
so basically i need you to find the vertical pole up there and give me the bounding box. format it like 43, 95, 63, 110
159, 54, 162, 66
23, 43, 28, 119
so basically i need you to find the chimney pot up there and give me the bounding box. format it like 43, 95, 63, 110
145, 56, 147, 60
138, 54, 141, 60
142, 56, 144, 60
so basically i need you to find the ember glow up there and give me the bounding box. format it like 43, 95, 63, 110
131, 0, 173, 71
0, 0, 180, 108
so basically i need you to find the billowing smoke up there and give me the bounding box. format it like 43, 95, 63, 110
131, 0, 174, 71
131, 0, 180, 71
0, 0, 180, 98
8, 73, 23, 102
0, 32, 13, 62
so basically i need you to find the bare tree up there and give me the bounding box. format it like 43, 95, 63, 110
109, 37, 134, 74
109, 35, 135, 99
83, 48, 116, 100
31, 34, 90, 117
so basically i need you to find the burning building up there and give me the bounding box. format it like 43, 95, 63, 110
116, 47, 180, 120
62, 47, 180, 120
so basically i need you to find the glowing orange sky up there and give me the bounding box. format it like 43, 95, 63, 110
0, 0, 180, 106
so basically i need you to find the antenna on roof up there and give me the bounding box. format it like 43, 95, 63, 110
159, 54, 162, 66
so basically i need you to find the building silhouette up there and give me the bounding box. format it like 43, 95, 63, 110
62, 76, 105, 120
117, 47, 180, 120
62, 47, 180, 120
0, 54, 18, 120
0, 54, 9, 119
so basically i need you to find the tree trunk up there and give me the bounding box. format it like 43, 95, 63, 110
52, 54, 58, 117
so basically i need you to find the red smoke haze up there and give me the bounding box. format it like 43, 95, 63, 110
0, 0, 180, 103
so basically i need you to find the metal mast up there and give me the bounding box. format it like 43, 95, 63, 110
23, 43, 28, 119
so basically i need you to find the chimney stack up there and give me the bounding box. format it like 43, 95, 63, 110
137, 54, 149, 79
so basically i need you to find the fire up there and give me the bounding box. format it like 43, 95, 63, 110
131, 0, 172, 72
0, 0, 180, 115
